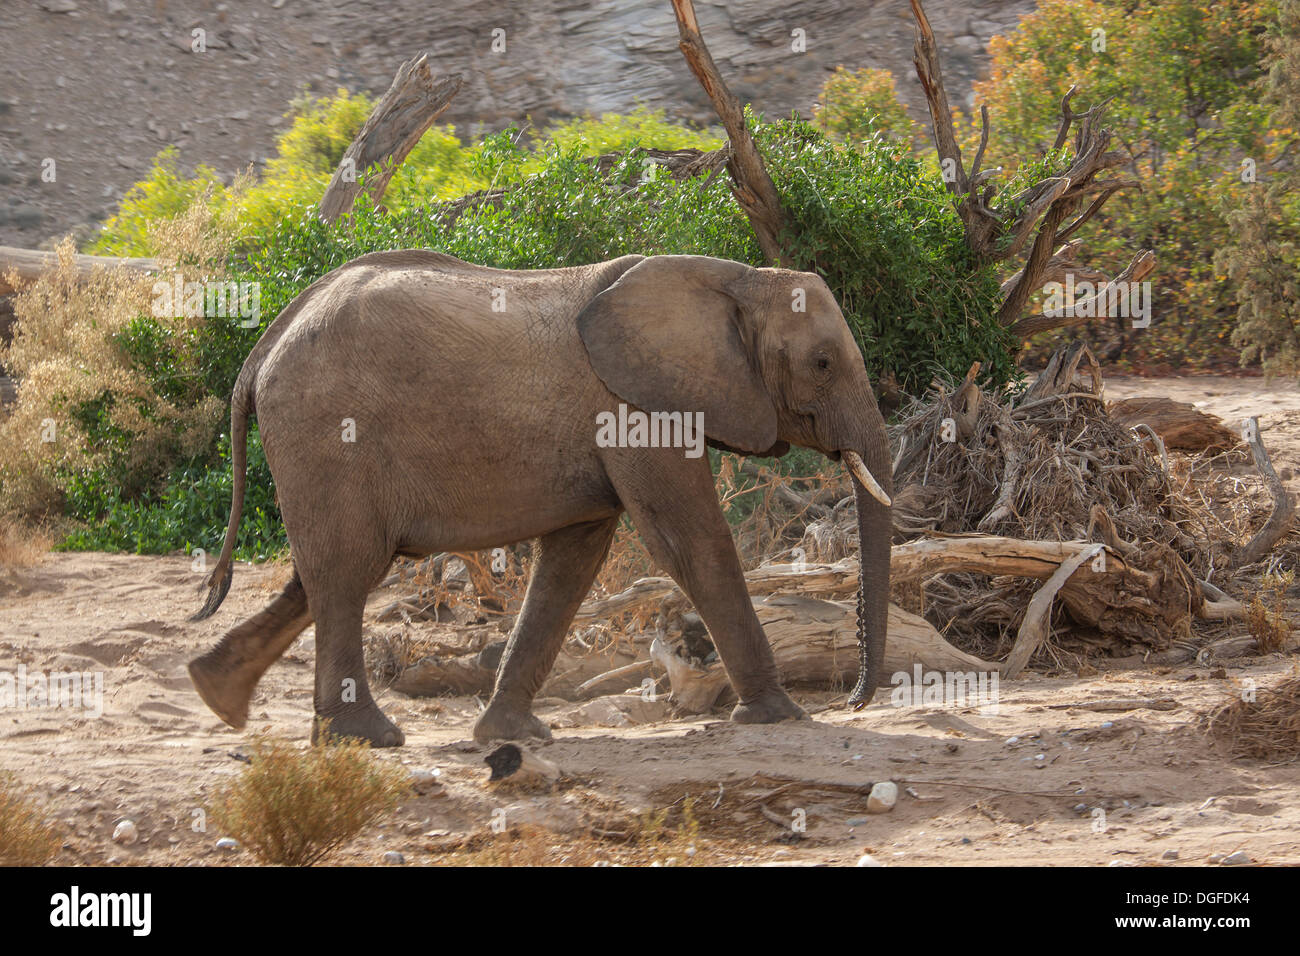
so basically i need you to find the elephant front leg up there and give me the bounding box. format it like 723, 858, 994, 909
604, 449, 807, 724
474, 516, 620, 743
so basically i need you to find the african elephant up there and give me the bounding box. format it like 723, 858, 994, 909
187, 251, 892, 747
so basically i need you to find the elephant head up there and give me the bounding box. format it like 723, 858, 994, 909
577, 255, 893, 706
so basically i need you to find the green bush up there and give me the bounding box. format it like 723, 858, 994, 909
814, 66, 921, 148
57, 106, 1002, 559
59, 426, 285, 560
91, 96, 722, 257
1220, 0, 1300, 374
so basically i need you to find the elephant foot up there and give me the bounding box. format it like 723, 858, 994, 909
473, 701, 552, 743
313, 705, 405, 748
731, 689, 808, 725
188, 652, 254, 730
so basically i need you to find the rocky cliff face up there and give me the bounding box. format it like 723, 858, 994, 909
0, 0, 1035, 246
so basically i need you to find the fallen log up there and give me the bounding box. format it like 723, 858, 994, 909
1107, 396, 1238, 452
0, 245, 156, 295
651, 594, 998, 714
384, 590, 994, 708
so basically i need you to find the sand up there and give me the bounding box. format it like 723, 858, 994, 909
1, 375, 1298, 866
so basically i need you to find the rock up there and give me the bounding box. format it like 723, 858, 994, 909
867, 781, 898, 814
1162, 849, 1179, 860
855, 853, 883, 867
382, 851, 405, 865
216, 837, 239, 852
1221, 851, 1252, 866
484, 743, 561, 788
410, 769, 442, 794
111, 819, 138, 845
39, 0, 79, 12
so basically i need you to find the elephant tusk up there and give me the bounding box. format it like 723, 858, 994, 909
843, 451, 892, 507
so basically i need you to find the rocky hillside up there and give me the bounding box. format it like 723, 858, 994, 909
0, 0, 1035, 247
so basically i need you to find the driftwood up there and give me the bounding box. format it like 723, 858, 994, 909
381, 585, 997, 708
1107, 397, 1239, 453
1231, 416, 1295, 569
1002, 544, 1102, 678
0, 245, 156, 295
318, 55, 462, 223
648, 594, 998, 714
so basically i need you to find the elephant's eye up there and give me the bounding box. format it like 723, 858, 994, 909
816, 356, 831, 371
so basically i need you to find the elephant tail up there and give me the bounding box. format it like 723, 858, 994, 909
191, 371, 255, 621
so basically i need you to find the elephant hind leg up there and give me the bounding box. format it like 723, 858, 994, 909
189, 572, 312, 730
303, 555, 407, 749
474, 516, 620, 743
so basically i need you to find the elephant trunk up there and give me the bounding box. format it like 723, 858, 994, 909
847, 463, 892, 709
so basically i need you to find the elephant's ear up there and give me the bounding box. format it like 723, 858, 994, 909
576, 255, 778, 455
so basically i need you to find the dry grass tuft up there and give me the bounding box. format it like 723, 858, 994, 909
0, 773, 62, 865
0, 516, 52, 570
1245, 571, 1295, 653
1206, 672, 1300, 762
209, 733, 409, 866
437, 796, 711, 866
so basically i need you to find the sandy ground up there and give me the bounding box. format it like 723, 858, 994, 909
2, 376, 1299, 867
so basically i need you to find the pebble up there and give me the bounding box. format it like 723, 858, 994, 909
846, 816, 869, 826
216, 838, 239, 852
1221, 851, 1251, 866
382, 851, 405, 865
111, 820, 138, 845
1162, 849, 1179, 860
867, 781, 898, 814
855, 853, 883, 867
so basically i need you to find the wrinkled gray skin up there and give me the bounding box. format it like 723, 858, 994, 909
188, 251, 892, 747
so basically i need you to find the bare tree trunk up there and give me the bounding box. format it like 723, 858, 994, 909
669, 0, 788, 266
318, 55, 462, 223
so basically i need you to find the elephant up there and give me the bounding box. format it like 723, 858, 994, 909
187, 250, 892, 747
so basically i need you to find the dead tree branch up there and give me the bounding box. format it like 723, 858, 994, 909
1232, 417, 1296, 569
669, 0, 788, 265
908, 0, 1153, 340
318, 55, 461, 223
